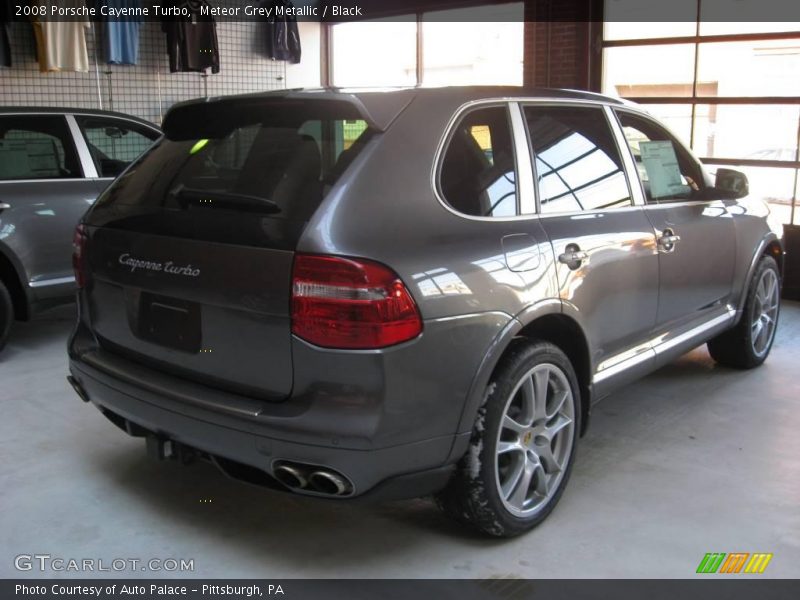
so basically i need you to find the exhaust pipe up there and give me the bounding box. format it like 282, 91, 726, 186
67, 375, 89, 403
273, 464, 308, 489
308, 470, 350, 496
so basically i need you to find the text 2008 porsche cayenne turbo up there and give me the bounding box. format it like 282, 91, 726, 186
67, 87, 782, 537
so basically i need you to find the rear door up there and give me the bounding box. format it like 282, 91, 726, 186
0, 113, 98, 288
612, 109, 736, 330
82, 99, 374, 399
520, 103, 660, 379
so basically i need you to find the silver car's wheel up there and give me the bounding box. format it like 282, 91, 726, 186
437, 340, 580, 537
496, 363, 575, 518
750, 267, 779, 358
708, 254, 780, 369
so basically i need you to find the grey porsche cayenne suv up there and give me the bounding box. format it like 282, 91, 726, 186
68, 87, 783, 537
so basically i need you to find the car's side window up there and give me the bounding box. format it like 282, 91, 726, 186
615, 111, 706, 204
522, 105, 632, 214
0, 115, 82, 180
75, 116, 160, 178
440, 106, 518, 218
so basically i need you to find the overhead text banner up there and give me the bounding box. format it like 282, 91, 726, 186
8, 0, 800, 22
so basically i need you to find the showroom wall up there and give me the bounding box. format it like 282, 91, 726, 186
0, 20, 322, 125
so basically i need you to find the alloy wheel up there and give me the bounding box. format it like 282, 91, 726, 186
495, 363, 575, 518
751, 268, 780, 357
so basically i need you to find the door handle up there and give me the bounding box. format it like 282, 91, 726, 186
658, 228, 681, 253
558, 244, 588, 270
0, 203, 11, 212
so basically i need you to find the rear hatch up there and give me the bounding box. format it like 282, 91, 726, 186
82, 95, 378, 400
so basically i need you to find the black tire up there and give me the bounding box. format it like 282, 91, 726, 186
437, 340, 580, 537
707, 255, 781, 369
0, 279, 13, 353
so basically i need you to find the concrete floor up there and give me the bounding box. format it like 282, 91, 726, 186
1, 302, 799, 579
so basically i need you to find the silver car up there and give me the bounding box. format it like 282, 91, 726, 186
0, 108, 161, 350
67, 88, 783, 537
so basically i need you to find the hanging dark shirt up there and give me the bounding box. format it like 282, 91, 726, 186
161, 0, 220, 74
261, 0, 301, 64
0, 2, 11, 68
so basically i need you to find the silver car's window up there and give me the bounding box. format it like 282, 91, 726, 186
75, 116, 160, 179
615, 110, 706, 204
440, 106, 518, 218
523, 105, 632, 214
0, 115, 82, 180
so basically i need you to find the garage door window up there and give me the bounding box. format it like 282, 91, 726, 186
439, 106, 518, 218
0, 115, 81, 180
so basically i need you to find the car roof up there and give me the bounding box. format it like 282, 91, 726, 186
0, 106, 161, 130
167, 86, 631, 133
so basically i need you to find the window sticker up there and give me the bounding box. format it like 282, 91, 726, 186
0, 140, 60, 178
639, 140, 688, 199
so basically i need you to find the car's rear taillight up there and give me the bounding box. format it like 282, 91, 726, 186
291, 254, 422, 349
72, 224, 89, 288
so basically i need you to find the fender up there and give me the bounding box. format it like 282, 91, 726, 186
446, 299, 563, 463
733, 232, 783, 325
558, 297, 599, 373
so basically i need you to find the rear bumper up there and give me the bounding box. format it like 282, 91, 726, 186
68, 354, 462, 501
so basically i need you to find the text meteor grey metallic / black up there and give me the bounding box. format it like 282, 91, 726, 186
68, 87, 783, 536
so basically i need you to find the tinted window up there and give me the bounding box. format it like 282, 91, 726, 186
616, 110, 706, 203
75, 116, 159, 178
440, 106, 518, 217
523, 106, 631, 214
97, 102, 372, 223
0, 115, 81, 180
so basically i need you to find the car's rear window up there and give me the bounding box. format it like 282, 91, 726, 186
96, 100, 373, 222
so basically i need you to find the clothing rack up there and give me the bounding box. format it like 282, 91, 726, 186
0, 19, 287, 125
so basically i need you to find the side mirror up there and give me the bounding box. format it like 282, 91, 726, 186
715, 168, 749, 199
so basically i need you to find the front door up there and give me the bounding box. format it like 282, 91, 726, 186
613, 109, 736, 331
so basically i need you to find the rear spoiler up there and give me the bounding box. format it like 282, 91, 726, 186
162, 89, 415, 140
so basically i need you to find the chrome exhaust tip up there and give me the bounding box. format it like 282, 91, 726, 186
67, 375, 90, 403
273, 464, 308, 489
308, 470, 350, 496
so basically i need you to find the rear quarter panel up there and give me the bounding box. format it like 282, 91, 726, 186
296, 92, 561, 444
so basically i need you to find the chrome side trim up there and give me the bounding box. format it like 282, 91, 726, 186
595, 340, 653, 374
593, 307, 736, 384
66, 114, 99, 178
593, 347, 655, 384
29, 276, 75, 288
651, 308, 736, 357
